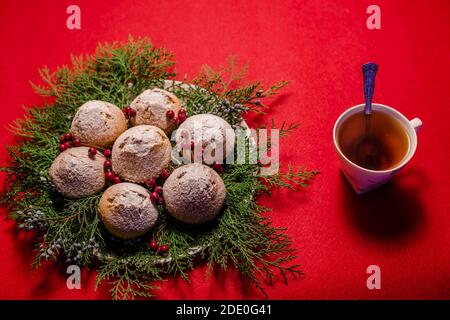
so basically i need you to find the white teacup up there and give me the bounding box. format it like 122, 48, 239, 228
333, 103, 422, 194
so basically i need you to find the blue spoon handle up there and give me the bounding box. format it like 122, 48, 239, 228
362, 62, 378, 115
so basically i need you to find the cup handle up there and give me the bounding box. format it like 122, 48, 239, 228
410, 118, 422, 133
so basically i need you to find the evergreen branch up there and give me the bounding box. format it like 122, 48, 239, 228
259, 164, 319, 190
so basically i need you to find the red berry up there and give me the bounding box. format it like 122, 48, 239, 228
159, 244, 169, 253
63, 142, 71, 149
113, 176, 121, 184
156, 196, 164, 205
103, 149, 112, 158
129, 108, 136, 117
150, 192, 159, 202
159, 169, 170, 180
166, 110, 175, 119
178, 108, 186, 116
64, 133, 72, 141
59, 143, 68, 152
123, 107, 132, 118
59, 135, 66, 143
149, 240, 158, 251
154, 186, 163, 194
72, 138, 81, 147
104, 160, 112, 168
105, 171, 115, 181
178, 112, 186, 122
145, 177, 156, 189
88, 147, 97, 157
212, 162, 223, 173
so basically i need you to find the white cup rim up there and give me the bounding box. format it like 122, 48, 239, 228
333, 103, 418, 174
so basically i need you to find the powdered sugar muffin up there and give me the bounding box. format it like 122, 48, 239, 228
130, 88, 182, 133
163, 163, 226, 224
98, 183, 158, 239
70, 100, 127, 148
112, 125, 172, 183
175, 114, 235, 164
49, 147, 106, 198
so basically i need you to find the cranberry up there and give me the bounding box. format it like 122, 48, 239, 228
105, 171, 115, 181
88, 147, 97, 157
103, 149, 112, 158
72, 138, 81, 147
166, 110, 175, 119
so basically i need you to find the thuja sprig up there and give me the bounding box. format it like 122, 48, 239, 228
31, 36, 175, 111
170, 55, 290, 119
259, 164, 319, 190
96, 252, 163, 300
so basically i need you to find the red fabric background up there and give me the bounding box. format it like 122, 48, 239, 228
0, 0, 449, 300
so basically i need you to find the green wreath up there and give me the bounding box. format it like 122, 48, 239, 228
0, 37, 317, 299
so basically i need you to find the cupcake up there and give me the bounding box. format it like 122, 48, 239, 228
175, 114, 235, 164
98, 183, 158, 239
163, 163, 226, 224
130, 88, 182, 133
70, 100, 127, 148
112, 125, 172, 183
49, 147, 106, 198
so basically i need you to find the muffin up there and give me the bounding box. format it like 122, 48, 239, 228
70, 100, 127, 148
163, 163, 226, 224
49, 147, 106, 198
98, 183, 158, 239
175, 114, 235, 164
130, 88, 182, 134
112, 125, 172, 183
